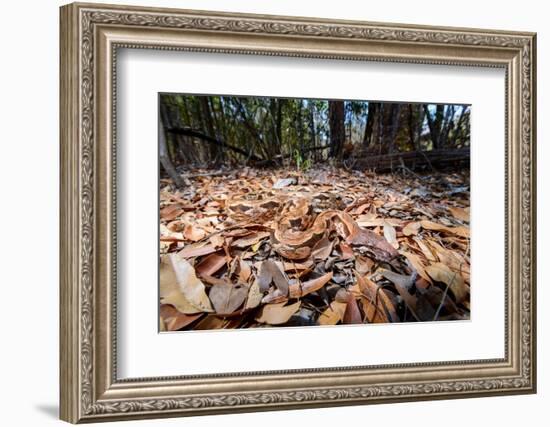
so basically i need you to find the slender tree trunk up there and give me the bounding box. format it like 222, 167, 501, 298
308, 103, 316, 152
159, 115, 184, 187
386, 104, 402, 153
297, 99, 304, 154
362, 102, 378, 148
440, 105, 455, 148
453, 105, 467, 147
424, 104, 445, 150
199, 97, 218, 161
329, 100, 345, 159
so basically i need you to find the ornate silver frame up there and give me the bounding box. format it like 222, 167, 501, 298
60, 2, 537, 423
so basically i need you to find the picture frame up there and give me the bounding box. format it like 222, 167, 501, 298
59, 2, 537, 423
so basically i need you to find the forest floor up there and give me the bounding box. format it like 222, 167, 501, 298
159, 166, 470, 331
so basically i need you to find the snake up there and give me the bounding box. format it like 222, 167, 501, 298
226, 188, 398, 262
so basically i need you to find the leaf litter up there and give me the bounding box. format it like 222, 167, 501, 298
159, 167, 470, 331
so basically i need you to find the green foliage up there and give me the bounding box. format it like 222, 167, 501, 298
159, 93, 471, 168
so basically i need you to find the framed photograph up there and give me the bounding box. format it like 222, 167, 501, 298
60, 2, 537, 423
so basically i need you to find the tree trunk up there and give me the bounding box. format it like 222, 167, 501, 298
386, 104, 402, 153
159, 116, 184, 188
424, 104, 445, 150
329, 100, 345, 159
362, 102, 378, 148
199, 97, 218, 161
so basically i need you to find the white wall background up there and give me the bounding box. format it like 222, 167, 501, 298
0, 0, 545, 425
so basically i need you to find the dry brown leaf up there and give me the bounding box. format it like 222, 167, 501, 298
195, 252, 226, 276
318, 301, 347, 325
274, 244, 311, 260
168, 254, 214, 312
337, 243, 355, 260
183, 224, 207, 242
311, 236, 334, 261
209, 283, 248, 315
160, 204, 184, 221
160, 304, 202, 331
379, 268, 419, 319
238, 258, 252, 282
209, 234, 225, 248
257, 260, 273, 292
244, 280, 263, 309
160, 255, 203, 314
412, 236, 437, 262
342, 294, 362, 324
427, 240, 470, 283
232, 231, 270, 248
257, 260, 289, 295
255, 301, 301, 325
400, 250, 432, 284
383, 223, 399, 249
355, 255, 373, 275
355, 272, 398, 323
194, 315, 230, 330
402, 221, 421, 236
420, 220, 470, 238
425, 262, 469, 303
282, 260, 313, 272
289, 272, 333, 298
448, 206, 470, 222
178, 244, 217, 258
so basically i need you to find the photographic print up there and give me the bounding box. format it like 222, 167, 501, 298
158, 94, 471, 331
60, 5, 536, 420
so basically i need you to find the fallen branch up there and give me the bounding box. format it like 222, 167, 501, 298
166, 127, 263, 161
353, 148, 470, 172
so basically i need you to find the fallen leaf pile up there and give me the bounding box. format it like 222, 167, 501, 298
159, 167, 470, 331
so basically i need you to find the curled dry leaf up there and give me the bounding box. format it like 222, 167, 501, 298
289, 272, 333, 298
168, 253, 214, 313
255, 301, 301, 325
425, 262, 469, 303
